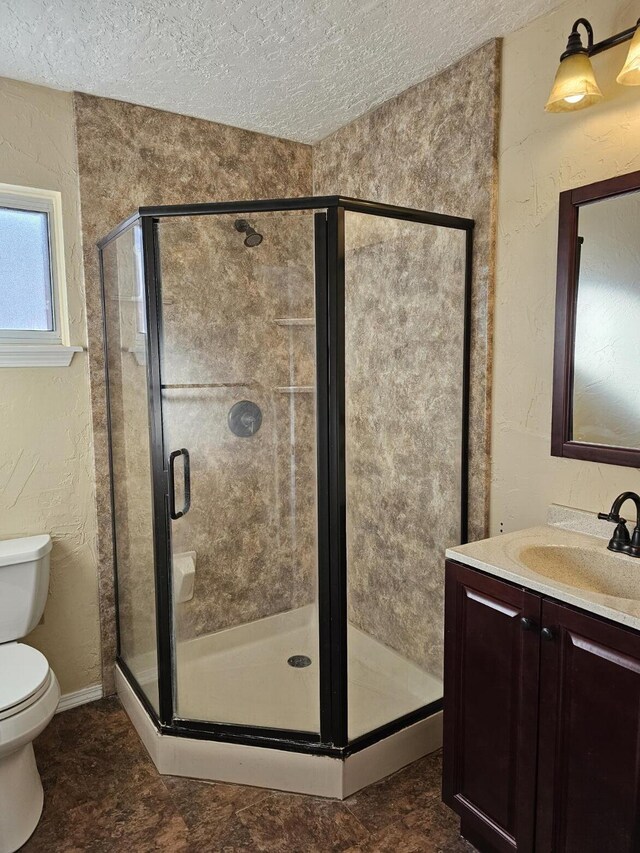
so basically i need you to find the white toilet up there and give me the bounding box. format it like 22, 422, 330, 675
0, 535, 60, 853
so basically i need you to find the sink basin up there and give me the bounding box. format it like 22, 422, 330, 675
515, 545, 640, 601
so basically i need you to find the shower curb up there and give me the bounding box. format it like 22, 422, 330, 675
115, 664, 442, 798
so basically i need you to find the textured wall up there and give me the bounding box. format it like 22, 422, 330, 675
73, 93, 312, 691
314, 41, 500, 673
491, 0, 640, 536
0, 78, 101, 694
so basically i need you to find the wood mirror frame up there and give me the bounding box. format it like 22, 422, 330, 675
551, 169, 640, 468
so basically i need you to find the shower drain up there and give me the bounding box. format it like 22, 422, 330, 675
288, 655, 312, 668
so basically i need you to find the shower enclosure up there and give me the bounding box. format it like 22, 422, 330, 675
99, 196, 472, 771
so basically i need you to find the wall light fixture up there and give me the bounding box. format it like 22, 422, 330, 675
545, 17, 640, 112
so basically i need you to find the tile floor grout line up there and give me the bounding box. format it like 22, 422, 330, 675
342, 786, 443, 836
233, 790, 274, 816
343, 802, 384, 835
340, 804, 372, 839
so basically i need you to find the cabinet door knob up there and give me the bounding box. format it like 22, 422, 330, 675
520, 617, 536, 631
541, 627, 555, 641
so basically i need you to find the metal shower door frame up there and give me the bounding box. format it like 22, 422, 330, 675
99, 196, 474, 757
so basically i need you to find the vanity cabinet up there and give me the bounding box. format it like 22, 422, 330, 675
442, 560, 540, 853
443, 559, 640, 853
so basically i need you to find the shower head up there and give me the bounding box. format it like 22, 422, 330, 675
234, 218, 263, 248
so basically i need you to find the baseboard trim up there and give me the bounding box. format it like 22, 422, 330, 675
56, 683, 103, 713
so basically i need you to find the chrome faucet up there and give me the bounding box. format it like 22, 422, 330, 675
598, 492, 640, 557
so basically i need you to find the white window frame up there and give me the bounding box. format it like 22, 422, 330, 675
0, 182, 82, 367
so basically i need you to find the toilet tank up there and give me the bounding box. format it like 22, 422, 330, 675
0, 535, 52, 643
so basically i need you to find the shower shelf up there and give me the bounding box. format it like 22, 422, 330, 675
273, 318, 315, 327
274, 386, 315, 394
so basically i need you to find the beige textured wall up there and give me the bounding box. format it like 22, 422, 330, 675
314, 40, 500, 673
0, 78, 101, 694
491, 0, 640, 536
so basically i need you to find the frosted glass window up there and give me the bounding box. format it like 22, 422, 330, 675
0, 206, 54, 331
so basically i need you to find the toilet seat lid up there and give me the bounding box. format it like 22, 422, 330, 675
0, 643, 50, 715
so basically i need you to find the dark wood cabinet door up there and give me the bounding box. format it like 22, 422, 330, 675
443, 560, 541, 853
536, 600, 640, 853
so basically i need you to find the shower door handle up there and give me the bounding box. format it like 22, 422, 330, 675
168, 448, 191, 520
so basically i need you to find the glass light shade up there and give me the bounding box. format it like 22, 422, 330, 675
617, 26, 640, 85
545, 52, 603, 112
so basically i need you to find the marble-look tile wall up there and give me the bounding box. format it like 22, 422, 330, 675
74, 93, 312, 692
314, 40, 500, 676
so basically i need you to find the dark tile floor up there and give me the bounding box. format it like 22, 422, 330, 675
22, 698, 475, 852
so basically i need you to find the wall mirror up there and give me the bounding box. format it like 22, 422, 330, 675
552, 169, 640, 467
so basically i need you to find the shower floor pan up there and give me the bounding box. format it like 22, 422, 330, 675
118, 605, 443, 797
174, 604, 442, 738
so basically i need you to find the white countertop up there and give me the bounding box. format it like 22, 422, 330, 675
446, 514, 640, 632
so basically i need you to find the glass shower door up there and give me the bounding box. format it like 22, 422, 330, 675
101, 223, 160, 712
155, 210, 322, 734
343, 210, 468, 740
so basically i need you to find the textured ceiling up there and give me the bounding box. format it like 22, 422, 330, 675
1, 0, 565, 143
